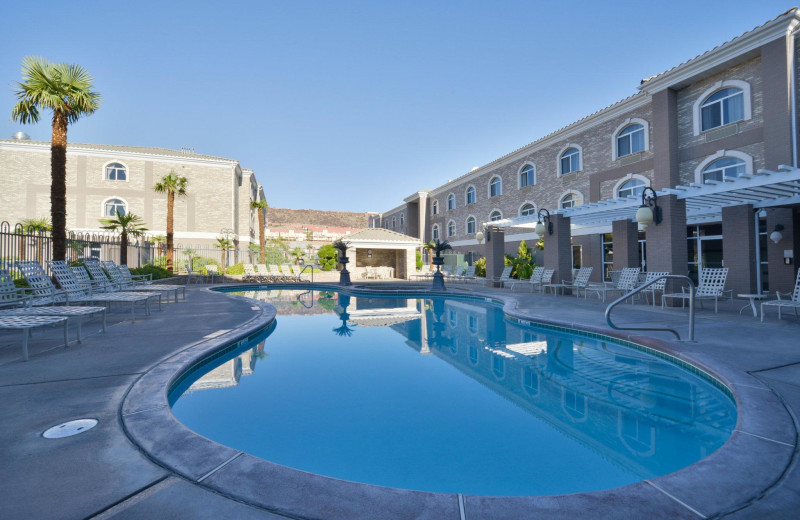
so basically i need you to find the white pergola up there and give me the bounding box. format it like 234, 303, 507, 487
491, 165, 800, 232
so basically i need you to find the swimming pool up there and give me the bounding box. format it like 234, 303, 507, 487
170, 288, 736, 497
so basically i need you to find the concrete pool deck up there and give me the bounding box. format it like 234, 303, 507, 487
0, 281, 798, 519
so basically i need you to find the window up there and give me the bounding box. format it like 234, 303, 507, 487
432, 224, 439, 241
489, 210, 502, 222
400, 214, 404, 226
392, 217, 396, 228
616, 124, 645, 158
105, 162, 127, 181
447, 193, 456, 210
519, 164, 535, 188
560, 193, 577, 209
103, 198, 127, 217
560, 147, 580, 174
702, 157, 746, 183
465, 186, 476, 205
701, 87, 744, 131
489, 176, 502, 197
617, 179, 646, 198
447, 220, 456, 237
466, 216, 476, 234
431, 200, 438, 215
520, 203, 536, 217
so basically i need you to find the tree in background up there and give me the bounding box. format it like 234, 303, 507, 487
250, 199, 268, 263
153, 171, 188, 273
317, 244, 338, 271
215, 236, 233, 272
99, 212, 148, 265
505, 240, 535, 279
19, 217, 51, 264
290, 247, 305, 265
151, 234, 166, 256
11, 56, 101, 261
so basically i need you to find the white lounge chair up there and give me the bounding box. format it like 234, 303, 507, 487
495, 266, 513, 287
761, 269, 800, 322
586, 267, 640, 302
101, 261, 185, 303
0, 315, 72, 361
640, 271, 670, 306
506, 266, 544, 291
663, 267, 730, 313
545, 267, 593, 296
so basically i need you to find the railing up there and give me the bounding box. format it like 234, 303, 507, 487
605, 275, 696, 341
299, 264, 315, 283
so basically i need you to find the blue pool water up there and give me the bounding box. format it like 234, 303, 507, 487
170, 288, 736, 496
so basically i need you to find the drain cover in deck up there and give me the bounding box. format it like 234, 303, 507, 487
43, 419, 98, 438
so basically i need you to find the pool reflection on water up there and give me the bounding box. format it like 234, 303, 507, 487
170, 289, 736, 496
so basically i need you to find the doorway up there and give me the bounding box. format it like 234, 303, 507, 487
687, 224, 723, 284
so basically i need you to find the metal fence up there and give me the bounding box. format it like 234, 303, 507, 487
0, 221, 289, 276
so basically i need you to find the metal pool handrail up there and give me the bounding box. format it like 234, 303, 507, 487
605, 274, 696, 341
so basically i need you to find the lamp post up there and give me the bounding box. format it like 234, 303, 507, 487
535, 209, 553, 237
635, 187, 662, 230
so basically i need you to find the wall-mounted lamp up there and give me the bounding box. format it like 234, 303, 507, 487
635, 187, 662, 230
535, 209, 553, 237
770, 224, 784, 244
367, 249, 373, 258
475, 231, 485, 244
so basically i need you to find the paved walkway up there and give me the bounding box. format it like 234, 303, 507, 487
0, 282, 798, 519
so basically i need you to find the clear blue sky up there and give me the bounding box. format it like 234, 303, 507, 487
1, 1, 793, 212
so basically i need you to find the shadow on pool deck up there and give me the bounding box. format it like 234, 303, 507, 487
0, 282, 798, 519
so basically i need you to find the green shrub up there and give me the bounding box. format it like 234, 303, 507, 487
474, 258, 486, 277
317, 244, 338, 271
14, 278, 29, 288
151, 255, 168, 269
131, 264, 173, 280
225, 263, 244, 275
416, 250, 423, 270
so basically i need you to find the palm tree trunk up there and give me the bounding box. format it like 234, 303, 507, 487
51, 112, 68, 262
166, 191, 174, 272
258, 211, 266, 264
120, 232, 129, 265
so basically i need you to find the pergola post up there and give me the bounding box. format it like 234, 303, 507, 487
484, 226, 505, 287
612, 219, 640, 271
722, 204, 757, 295
645, 194, 687, 300
544, 214, 572, 284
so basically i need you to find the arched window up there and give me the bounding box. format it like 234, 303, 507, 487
103, 198, 127, 217
702, 157, 746, 183
105, 162, 127, 181
560, 147, 580, 175
447, 220, 456, 237
447, 193, 456, 210
616, 124, 645, 158
701, 87, 745, 131
465, 186, 476, 205
520, 203, 536, 217
432, 224, 440, 241
519, 164, 535, 188
400, 214, 404, 226
489, 210, 502, 221
489, 176, 502, 197
392, 217, 396, 228
617, 179, 646, 198
431, 200, 439, 215
560, 193, 577, 209
466, 216, 476, 234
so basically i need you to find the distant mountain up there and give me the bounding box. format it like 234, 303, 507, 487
266, 207, 371, 230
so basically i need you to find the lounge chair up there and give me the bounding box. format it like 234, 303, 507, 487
0, 314, 71, 361
185, 264, 203, 284
761, 269, 800, 322
640, 271, 670, 306
662, 267, 730, 313
255, 264, 271, 282
75, 261, 163, 310
454, 265, 479, 284
39, 261, 155, 322
545, 267, 593, 296
0, 268, 107, 341
586, 267, 640, 302
411, 265, 431, 281
243, 264, 259, 282
494, 266, 513, 287
117, 264, 186, 301
101, 261, 185, 303
204, 264, 222, 283
507, 266, 544, 291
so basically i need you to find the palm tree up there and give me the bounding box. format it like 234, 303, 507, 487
19, 217, 51, 264
151, 234, 166, 256
99, 212, 148, 265
153, 171, 188, 273
215, 236, 234, 272
290, 247, 305, 265
11, 56, 101, 262
250, 199, 268, 264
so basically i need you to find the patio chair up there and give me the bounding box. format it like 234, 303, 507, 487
585, 267, 640, 302
43, 261, 155, 322
0, 268, 107, 341
454, 265, 478, 284
243, 264, 259, 282
0, 314, 71, 361
204, 264, 222, 283
185, 264, 203, 284
269, 264, 290, 282
494, 266, 513, 287
101, 261, 184, 303
507, 266, 544, 291
545, 267, 593, 297
662, 267, 730, 313
534, 269, 555, 293
78, 261, 163, 310
411, 265, 431, 281
252, 264, 269, 282
761, 269, 800, 322
116, 264, 186, 302
640, 271, 670, 306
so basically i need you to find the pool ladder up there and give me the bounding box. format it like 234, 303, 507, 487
605, 274, 696, 341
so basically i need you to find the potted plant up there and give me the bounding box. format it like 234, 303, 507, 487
427, 239, 452, 291
332, 239, 351, 286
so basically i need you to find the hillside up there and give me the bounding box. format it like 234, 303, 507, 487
266, 207, 371, 230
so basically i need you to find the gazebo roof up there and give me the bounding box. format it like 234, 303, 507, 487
345, 228, 422, 245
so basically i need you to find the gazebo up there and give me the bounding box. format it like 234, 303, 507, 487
340, 228, 421, 280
